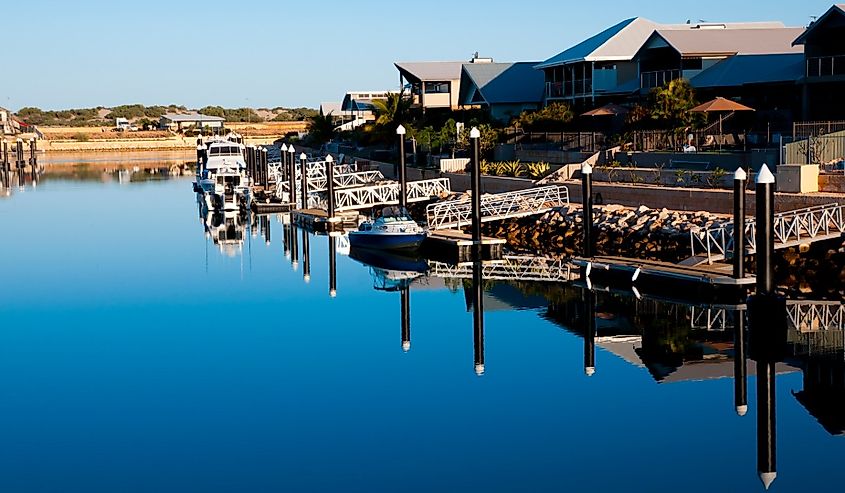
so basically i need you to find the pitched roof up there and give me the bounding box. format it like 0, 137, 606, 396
536, 18, 790, 69
319, 102, 342, 115
652, 27, 805, 57
793, 4, 845, 45
459, 62, 545, 105
394, 61, 464, 82
690, 53, 804, 88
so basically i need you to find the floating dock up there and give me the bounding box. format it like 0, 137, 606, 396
291, 208, 360, 232
573, 255, 755, 302
422, 229, 506, 263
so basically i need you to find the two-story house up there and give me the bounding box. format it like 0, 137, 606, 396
793, 4, 845, 120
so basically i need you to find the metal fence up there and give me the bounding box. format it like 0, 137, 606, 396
504, 129, 605, 152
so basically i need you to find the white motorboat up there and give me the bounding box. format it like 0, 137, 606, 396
349, 206, 427, 251
197, 138, 250, 211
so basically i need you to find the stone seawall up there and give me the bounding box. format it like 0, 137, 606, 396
480, 204, 728, 263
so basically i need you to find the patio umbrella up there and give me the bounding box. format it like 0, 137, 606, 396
581, 103, 630, 117
690, 97, 755, 134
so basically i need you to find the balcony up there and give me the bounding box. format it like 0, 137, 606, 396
640, 69, 681, 89
545, 79, 593, 99
806, 55, 845, 77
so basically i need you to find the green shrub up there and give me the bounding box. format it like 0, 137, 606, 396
527, 161, 551, 179
72, 132, 89, 142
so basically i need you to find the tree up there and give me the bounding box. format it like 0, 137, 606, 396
650, 79, 702, 134
513, 103, 574, 131
199, 106, 226, 118
306, 112, 336, 145
371, 92, 411, 129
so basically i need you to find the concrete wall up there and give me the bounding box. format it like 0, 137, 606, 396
558, 181, 845, 215
514, 148, 592, 164
612, 150, 779, 171
820, 174, 845, 193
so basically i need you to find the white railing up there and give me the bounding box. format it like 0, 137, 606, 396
334, 178, 451, 211
692, 301, 845, 333
428, 256, 576, 283
690, 306, 732, 331
690, 203, 845, 263
425, 186, 569, 230
307, 170, 384, 192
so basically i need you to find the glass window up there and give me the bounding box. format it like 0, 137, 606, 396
424, 82, 449, 94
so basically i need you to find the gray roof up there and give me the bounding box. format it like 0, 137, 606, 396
652, 27, 805, 57
690, 53, 805, 88
794, 4, 845, 45
161, 112, 224, 123
536, 18, 791, 70
395, 61, 464, 82
459, 62, 545, 105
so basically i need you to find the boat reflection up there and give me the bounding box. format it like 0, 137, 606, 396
198, 200, 246, 257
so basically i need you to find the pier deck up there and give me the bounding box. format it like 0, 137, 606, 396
291, 208, 360, 232
422, 229, 506, 263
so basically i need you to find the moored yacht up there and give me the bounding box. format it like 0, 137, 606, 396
197, 137, 250, 211
349, 206, 427, 251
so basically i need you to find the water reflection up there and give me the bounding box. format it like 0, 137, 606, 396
186, 210, 845, 490
198, 199, 246, 257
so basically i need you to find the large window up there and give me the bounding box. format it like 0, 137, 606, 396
424, 82, 450, 94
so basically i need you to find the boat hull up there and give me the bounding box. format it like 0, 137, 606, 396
348, 232, 426, 251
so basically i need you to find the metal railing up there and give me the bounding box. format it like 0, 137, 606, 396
640, 69, 681, 89
333, 178, 451, 212
690, 203, 845, 263
788, 301, 845, 332
426, 186, 569, 230
428, 256, 576, 283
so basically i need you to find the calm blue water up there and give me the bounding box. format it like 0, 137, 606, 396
0, 170, 843, 492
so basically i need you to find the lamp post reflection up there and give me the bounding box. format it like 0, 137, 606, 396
584, 289, 597, 377
290, 224, 299, 271
302, 228, 311, 283
283, 220, 292, 259
471, 258, 485, 376
328, 235, 337, 298
734, 308, 748, 416
401, 285, 411, 352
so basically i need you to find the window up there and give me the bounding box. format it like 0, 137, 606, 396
681, 58, 703, 71
424, 82, 449, 94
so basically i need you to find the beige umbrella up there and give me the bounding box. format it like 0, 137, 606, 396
581, 103, 630, 117
690, 97, 755, 134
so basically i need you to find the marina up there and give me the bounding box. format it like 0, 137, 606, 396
1, 166, 844, 492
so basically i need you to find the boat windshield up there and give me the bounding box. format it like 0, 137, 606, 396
208, 146, 242, 156
378, 206, 413, 221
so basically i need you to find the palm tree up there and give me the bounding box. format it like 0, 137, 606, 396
371, 91, 411, 129
306, 112, 335, 145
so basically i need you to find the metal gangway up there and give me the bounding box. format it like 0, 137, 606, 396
427, 256, 577, 283
690, 203, 845, 264
425, 186, 570, 230
276, 170, 384, 194
333, 178, 452, 212
268, 160, 357, 183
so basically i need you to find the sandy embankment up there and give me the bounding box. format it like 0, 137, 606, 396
37, 121, 308, 152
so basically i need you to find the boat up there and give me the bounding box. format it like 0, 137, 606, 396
195, 137, 250, 211
348, 206, 427, 251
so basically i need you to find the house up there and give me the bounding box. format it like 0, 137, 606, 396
536, 18, 794, 108
115, 117, 132, 131
793, 4, 845, 120
395, 60, 467, 111
341, 90, 398, 118
159, 112, 225, 132
458, 62, 545, 123
636, 27, 804, 91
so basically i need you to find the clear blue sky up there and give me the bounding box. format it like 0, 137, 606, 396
3, 0, 835, 111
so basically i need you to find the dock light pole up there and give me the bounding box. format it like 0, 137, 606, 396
326, 154, 336, 218
1, 141, 8, 189
288, 145, 296, 204
733, 167, 747, 279
755, 164, 775, 295
470, 127, 482, 249
397, 125, 407, 209
262, 147, 269, 188
300, 153, 308, 209
581, 162, 594, 258
280, 143, 288, 181
288, 145, 297, 207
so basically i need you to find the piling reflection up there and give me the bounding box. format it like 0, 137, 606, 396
191, 210, 845, 489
